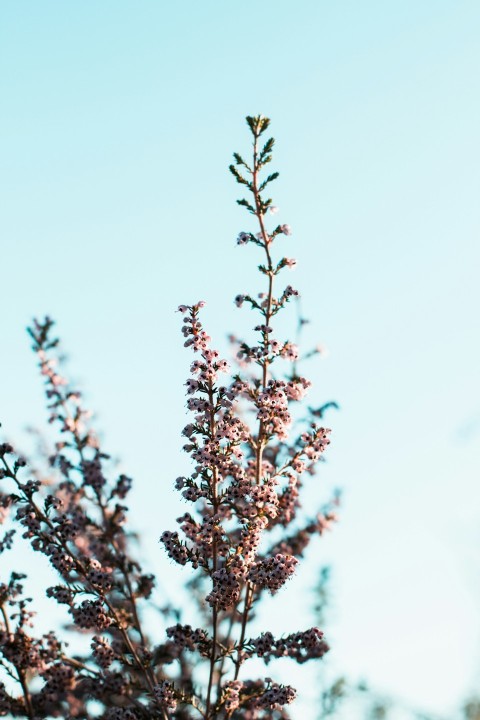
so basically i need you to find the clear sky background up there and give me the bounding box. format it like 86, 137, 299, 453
1, 2, 480, 718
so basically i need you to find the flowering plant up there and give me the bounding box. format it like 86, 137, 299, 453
0, 116, 337, 719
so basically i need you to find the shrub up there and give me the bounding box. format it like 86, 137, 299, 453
0, 116, 337, 719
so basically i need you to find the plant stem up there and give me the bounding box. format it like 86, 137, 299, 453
252, 127, 275, 483
233, 582, 253, 680
205, 380, 220, 718
234, 122, 275, 680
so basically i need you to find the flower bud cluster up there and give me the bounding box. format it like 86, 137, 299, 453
87, 558, 113, 591
166, 623, 211, 657
46, 585, 74, 605
91, 636, 116, 669
179, 302, 210, 351
220, 678, 297, 715
257, 681, 297, 708
222, 679, 243, 711
246, 627, 329, 663
247, 553, 298, 592
40, 663, 75, 702
256, 379, 296, 440
159, 530, 189, 566
205, 567, 242, 610
81, 456, 107, 491
71, 599, 112, 630
153, 681, 177, 711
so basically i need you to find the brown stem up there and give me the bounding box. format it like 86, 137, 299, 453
216, 598, 240, 697
251, 128, 275, 484
61, 655, 100, 675
233, 123, 276, 677
102, 597, 170, 720
205, 380, 220, 718
233, 582, 254, 681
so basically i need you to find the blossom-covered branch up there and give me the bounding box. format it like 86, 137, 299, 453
0, 115, 337, 720
160, 115, 336, 718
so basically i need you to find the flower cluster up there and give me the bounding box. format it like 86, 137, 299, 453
218, 679, 297, 716
246, 627, 329, 664
247, 553, 298, 592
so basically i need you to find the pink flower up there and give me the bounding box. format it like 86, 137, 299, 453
280, 342, 299, 361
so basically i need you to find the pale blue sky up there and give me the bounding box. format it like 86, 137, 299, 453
1, 2, 480, 717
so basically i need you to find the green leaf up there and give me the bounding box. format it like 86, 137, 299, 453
236, 198, 256, 214
260, 137, 275, 158
259, 172, 279, 192
233, 152, 248, 168
246, 116, 257, 134
229, 164, 249, 187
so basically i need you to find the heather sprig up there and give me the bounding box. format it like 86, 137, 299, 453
0, 328, 173, 719
159, 116, 335, 718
